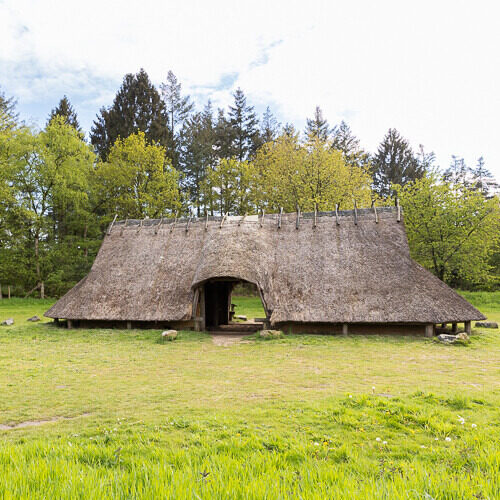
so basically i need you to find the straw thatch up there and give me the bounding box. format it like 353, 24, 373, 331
45, 207, 485, 327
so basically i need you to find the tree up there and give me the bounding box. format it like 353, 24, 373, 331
228, 88, 260, 161
160, 71, 194, 168
331, 120, 370, 169
260, 107, 280, 144
471, 156, 494, 197
94, 132, 180, 219
395, 174, 500, 288
48, 96, 82, 133
305, 106, 329, 141
7, 117, 95, 297
0, 87, 19, 131
372, 128, 424, 198
252, 133, 373, 212
442, 155, 471, 188
179, 101, 219, 215
201, 158, 254, 215
90, 69, 169, 160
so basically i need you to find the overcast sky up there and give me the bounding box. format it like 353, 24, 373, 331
1, 0, 499, 177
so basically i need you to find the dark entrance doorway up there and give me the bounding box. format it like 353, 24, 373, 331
204, 281, 233, 328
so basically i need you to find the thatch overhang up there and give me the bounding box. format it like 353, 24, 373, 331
45, 207, 485, 325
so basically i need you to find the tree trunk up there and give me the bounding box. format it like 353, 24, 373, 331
83, 223, 88, 257
34, 231, 44, 299
7, 286, 10, 299
0, 283, 2, 300
40, 282, 45, 299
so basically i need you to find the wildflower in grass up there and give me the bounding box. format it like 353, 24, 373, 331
445, 437, 451, 442
471, 423, 477, 428
349, 395, 353, 398
372, 386, 375, 393
314, 442, 319, 446
382, 441, 387, 445
376, 437, 381, 442
434, 437, 439, 441
420, 445, 426, 448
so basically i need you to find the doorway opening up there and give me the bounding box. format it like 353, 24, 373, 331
196, 278, 267, 332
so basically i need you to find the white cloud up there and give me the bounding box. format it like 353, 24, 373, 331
1, 0, 499, 176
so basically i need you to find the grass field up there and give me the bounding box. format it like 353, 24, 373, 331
0, 293, 499, 499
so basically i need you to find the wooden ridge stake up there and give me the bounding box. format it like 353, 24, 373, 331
296, 206, 301, 229
205, 212, 209, 231
353, 200, 358, 225
155, 217, 163, 235
220, 212, 228, 228
170, 212, 179, 232
278, 207, 283, 229
396, 198, 401, 222
107, 214, 118, 235
373, 201, 378, 223
238, 213, 247, 226
185, 214, 193, 232
335, 204, 340, 226
260, 209, 265, 228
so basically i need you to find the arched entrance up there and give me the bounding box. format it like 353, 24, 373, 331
193, 277, 268, 332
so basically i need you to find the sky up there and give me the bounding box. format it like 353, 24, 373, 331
1, 0, 499, 178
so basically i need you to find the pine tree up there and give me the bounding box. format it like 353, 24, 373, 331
443, 155, 471, 188
305, 106, 329, 141
0, 88, 19, 130
260, 107, 280, 144
214, 109, 234, 160
228, 88, 259, 161
90, 69, 169, 160
471, 156, 493, 196
179, 101, 218, 215
160, 71, 193, 168
331, 120, 370, 169
372, 128, 424, 197
48, 96, 81, 133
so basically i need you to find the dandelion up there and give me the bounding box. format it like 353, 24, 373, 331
376, 437, 381, 442
445, 437, 451, 442
471, 423, 477, 428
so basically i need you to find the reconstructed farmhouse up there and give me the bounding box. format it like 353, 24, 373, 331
45, 206, 485, 335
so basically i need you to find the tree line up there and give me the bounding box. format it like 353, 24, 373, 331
0, 70, 499, 298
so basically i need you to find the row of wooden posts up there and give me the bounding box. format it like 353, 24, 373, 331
0, 285, 12, 299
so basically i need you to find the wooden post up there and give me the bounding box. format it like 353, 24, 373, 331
465, 321, 471, 334
452, 323, 458, 333
278, 207, 283, 229
396, 198, 401, 222
127, 321, 132, 330
335, 204, 340, 226
0, 283, 2, 299
425, 324, 434, 337
107, 214, 118, 235
353, 200, 358, 225
7, 286, 10, 299
67, 320, 73, 329
342, 323, 348, 336
54, 318, 59, 325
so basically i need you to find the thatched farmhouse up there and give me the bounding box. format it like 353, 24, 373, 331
45, 207, 484, 335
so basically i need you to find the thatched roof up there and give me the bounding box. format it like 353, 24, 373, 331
45, 207, 485, 324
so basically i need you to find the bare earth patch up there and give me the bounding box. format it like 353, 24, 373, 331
0, 413, 91, 431
210, 333, 251, 346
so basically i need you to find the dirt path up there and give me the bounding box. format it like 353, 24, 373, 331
0, 413, 90, 431
210, 333, 252, 346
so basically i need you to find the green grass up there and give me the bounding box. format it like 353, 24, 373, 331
0, 294, 499, 499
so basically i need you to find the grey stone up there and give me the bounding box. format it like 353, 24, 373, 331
1, 318, 14, 326
437, 332, 469, 344
437, 334, 458, 344
259, 329, 283, 339
27, 315, 41, 322
161, 330, 177, 341
475, 321, 498, 329
235, 315, 247, 321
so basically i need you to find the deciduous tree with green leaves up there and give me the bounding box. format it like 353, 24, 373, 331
395, 175, 500, 288
94, 132, 181, 220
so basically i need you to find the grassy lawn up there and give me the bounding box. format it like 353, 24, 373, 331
0, 293, 499, 499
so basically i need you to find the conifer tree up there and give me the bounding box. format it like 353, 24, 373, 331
305, 106, 329, 141
48, 96, 81, 133
0, 88, 19, 131
372, 128, 424, 197
228, 88, 259, 161
260, 107, 281, 144
331, 120, 370, 169
90, 69, 169, 160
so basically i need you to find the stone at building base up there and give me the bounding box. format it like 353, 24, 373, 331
475, 322, 498, 329
1, 318, 14, 326
27, 315, 41, 322
162, 330, 177, 341
437, 332, 469, 344
259, 329, 283, 339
